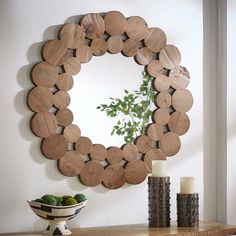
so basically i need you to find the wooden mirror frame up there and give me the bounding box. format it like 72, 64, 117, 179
27, 11, 193, 189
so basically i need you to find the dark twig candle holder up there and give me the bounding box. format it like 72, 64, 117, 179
177, 193, 199, 227
148, 176, 171, 227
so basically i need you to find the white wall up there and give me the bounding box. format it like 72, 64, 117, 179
0, 0, 203, 233
227, 0, 236, 225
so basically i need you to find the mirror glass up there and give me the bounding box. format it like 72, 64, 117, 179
69, 53, 144, 147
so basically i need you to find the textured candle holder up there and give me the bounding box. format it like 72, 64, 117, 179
148, 176, 171, 227
177, 193, 199, 227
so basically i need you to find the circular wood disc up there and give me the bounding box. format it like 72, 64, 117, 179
56, 73, 74, 91
107, 36, 123, 54
76, 45, 93, 63
42, 40, 68, 66
126, 16, 148, 41
80, 13, 105, 40
91, 38, 107, 56
28, 87, 53, 112
90, 144, 107, 161
31, 62, 58, 87
135, 47, 153, 65
153, 74, 171, 92
56, 108, 73, 127
159, 45, 181, 69
169, 65, 190, 89
102, 164, 125, 189
122, 39, 139, 57
159, 132, 181, 157
144, 148, 166, 171
104, 11, 127, 36
135, 135, 152, 154
125, 160, 147, 184
79, 161, 104, 187
152, 109, 170, 125
75, 136, 92, 155
155, 91, 171, 109
168, 111, 190, 136
59, 23, 85, 49
63, 57, 81, 75
31, 112, 58, 138
41, 134, 67, 160
147, 60, 163, 78
144, 28, 166, 53
53, 91, 71, 109
172, 89, 193, 112
147, 123, 163, 141
58, 151, 85, 177
63, 124, 81, 143
106, 147, 123, 164
122, 143, 139, 162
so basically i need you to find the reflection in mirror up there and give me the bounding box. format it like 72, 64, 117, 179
69, 53, 153, 147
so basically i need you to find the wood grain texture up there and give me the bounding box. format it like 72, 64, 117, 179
169, 66, 190, 89
126, 16, 148, 41
76, 44, 93, 63
122, 39, 139, 57
79, 161, 104, 187
63, 57, 81, 75
147, 123, 163, 141
152, 109, 170, 125
122, 143, 139, 162
63, 124, 81, 142
56, 108, 73, 127
90, 144, 107, 161
135, 47, 153, 65
135, 135, 153, 154
153, 74, 171, 92
107, 36, 123, 54
144, 28, 166, 53
147, 60, 163, 78
104, 11, 127, 36
91, 38, 107, 56
159, 45, 181, 69
31, 62, 58, 87
106, 146, 123, 164
27, 87, 53, 112
172, 89, 193, 112
159, 132, 181, 157
80, 13, 105, 40
102, 164, 125, 189
31, 112, 58, 138
168, 112, 190, 136
144, 148, 166, 171
59, 23, 85, 49
125, 159, 147, 184
56, 73, 74, 91
41, 134, 67, 160
75, 136, 92, 155
42, 40, 68, 66
155, 91, 171, 109
53, 91, 71, 109
58, 151, 84, 176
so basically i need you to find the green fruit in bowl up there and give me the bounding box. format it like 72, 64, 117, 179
42, 195, 58, 206
65, 197, 78, 206
74, 193, 87, 203
34, 198, 46, 204
62, 195, 72, 205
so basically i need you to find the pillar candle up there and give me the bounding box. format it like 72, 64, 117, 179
152, 160, 167, 177
180, 177, 195, 194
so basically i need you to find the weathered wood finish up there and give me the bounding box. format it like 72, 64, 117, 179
28, 11, 193, 189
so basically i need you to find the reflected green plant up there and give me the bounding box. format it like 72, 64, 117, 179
96, 71, 156, 143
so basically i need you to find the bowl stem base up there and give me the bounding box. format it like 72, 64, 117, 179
44, 221, 71, 235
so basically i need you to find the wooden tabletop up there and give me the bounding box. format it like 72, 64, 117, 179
2, 221, 236, 236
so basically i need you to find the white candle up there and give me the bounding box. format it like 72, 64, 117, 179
152, 160, 167, 177
180, 177, 195, 194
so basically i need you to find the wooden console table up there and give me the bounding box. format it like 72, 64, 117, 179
1, 221, 236, 236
